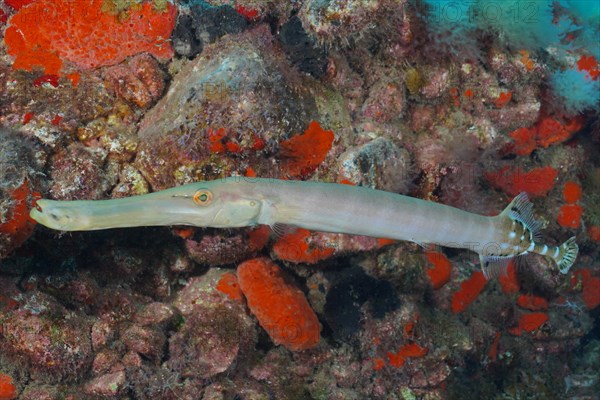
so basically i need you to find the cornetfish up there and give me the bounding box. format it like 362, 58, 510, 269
30, 176, 578, 276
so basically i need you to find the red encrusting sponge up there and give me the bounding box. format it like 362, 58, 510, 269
572, 269, 600, 310
557, 204, 583, 228
451, 271, 487, 313
0, 374, 17, 400
516, 294, 549, 311
215, 272, 243, 302
0, 179, 40, 255
562, 181, 582, 203
237, 257, 321, 351
272, 228, 335, 264
557, 181, 583, 229
279, 121, 334, 179
508, 115, 583, 156
498, 261, 520, 295
518, 312, 549, 333
425, 251, 452, 289
484, 166, 558, 198
386, 342, 428, 368
5, 0, 177, 75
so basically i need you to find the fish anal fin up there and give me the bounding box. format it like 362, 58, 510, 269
480, 255, 512, 280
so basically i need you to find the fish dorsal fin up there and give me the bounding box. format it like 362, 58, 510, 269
501, 193, 543, 241
480, 255, 512, 280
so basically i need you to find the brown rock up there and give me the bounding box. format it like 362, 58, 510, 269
83, 371, 127, 397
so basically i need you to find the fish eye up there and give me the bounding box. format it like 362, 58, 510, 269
193, 190, 213, 206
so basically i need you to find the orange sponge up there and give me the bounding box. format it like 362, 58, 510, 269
5, 0, 177, 75
279, 121, 334, 179
484, 166, 558, 198
518, 312, 548, 332
0, 179, 40, 256
425, 251, 452, 289
498, 260, 520, 294
237, 257, 320, 351
272, 228, 334, 264
516, 294, 549, 311
386, 342, 428, 368
215, 272, 243, 302
557, 204, 583, 228
562, 181, 582, 204
451, 271, 487, 313
0, 374, 17, 400
508, 115, 583, 156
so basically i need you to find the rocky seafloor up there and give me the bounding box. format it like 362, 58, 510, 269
0, 0, 599, 399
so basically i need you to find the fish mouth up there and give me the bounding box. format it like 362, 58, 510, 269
30, 199, 79, 231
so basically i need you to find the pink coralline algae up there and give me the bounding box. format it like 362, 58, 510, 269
103, 54, 168, 109
0, 292, 93, 381
48, 143, 111, 200
168, 270, 258, 379
167, 299, 257, 379
121, 325, 165, 361
184, 226, 270, 266
5, 0, 177, 75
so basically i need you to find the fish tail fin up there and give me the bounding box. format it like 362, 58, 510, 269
501, 194, 578, 273
555, 236, 579, 274
531, 236, 578, 274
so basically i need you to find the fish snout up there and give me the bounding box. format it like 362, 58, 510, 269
30, 200, 77, 230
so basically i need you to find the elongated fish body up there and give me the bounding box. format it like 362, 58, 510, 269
248, 179, 498, 252
30, 177, 578, 275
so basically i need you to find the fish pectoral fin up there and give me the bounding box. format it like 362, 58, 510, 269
269, 223, 298, 239
480, 255, 512, 280
410, 239, 429, 249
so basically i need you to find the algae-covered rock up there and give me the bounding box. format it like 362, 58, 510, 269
0, 128, 43, 259
135, 26, 319, 189
338, 137, 414, 193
